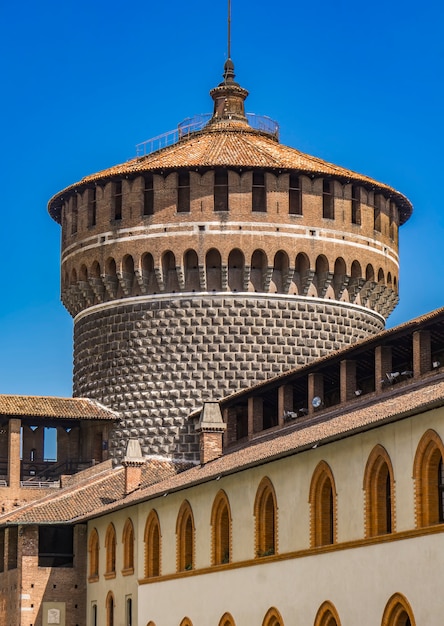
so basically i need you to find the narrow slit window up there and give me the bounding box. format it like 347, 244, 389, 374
374, 194, 381, 231
88, 187, 97, 227
143, 174, 154, 216
71, 194, 78, 234
252, 171, 266, 212
322, 180, 334, 219
177, 172, 190, 213
289, 174, 302, 215
351, 185, 361, 225
214, 169, 229, 211
113, 181, 122, 220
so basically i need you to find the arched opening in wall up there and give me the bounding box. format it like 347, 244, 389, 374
314, 601, 341, 626
270, 251, 289, 294
333, 257, 347, 300
262, 606, 284, 626
309, 461, 337, 547
219, 612, 236, 626
88, 528, 99, 581
106, 592, 115, 626
206, 249, 222, 291
228, 249, 244, 292
378, 268, 385, 284
351, 260, 362, 279
294, 252, 310, 295
315, 255, 330, 298
365, 264, 375, 283
141, 253, 159, 294
104, 258, 119, 299
393, 276, 397, 290
91, 261, 101, 279
144, 510, 161, 578
387, 272, 393, 287
122, 518, 135, 574
214, 168, 229, 211
91, 604, 98, 626
413, 429, 444, 526
381, 593, 416, 626
211, 490, 231, 565
122, 255, 135, 295
70, 268, 77, 286
105, 523, 116, 578
179, 619, 193, 626
363, 445, 395, 537
250, 250, 267, 292
176, 501, 195, 571
254, 477, 277, 558
79, 264, 88, 283
126, 597, 133, 626
162, 251, 180, 292
184, 249, 200, 291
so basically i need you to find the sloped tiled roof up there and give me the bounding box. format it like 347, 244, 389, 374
0, 458, 191, 525
4, 373, 443, 527
0, 395, 118, 420
48, 123, 412, 223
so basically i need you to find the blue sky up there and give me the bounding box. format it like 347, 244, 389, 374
0, 0, 443, 397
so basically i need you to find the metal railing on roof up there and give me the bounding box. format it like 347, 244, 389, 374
20, 480, 60, 489
135, 113, 279, 157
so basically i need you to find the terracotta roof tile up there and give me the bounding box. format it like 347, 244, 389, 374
48, 126, 412, 223
0, 395, 118, 420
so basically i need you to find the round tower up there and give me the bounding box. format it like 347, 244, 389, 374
48, 60, 412, 462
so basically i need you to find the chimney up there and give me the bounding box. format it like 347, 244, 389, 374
122, 439, 145, 495
195, 402, 226, 464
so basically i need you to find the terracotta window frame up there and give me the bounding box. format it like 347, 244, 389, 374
363, 445, 395, 537
413, 429, 444, 527
179, 618, 193, 626
218, 612, 236, 626
262, 607, 284, 626
106, 591, 115, 626
122, 518, 135, 576
88, 528, 100, 582
309, 461, 337, 547
254, 477, 278, 558
176, 500, 195, 572
381, 593, 416, 626
314, 601, 342, 626
144, 509, 161, 578
211, 490, 232, 565
104, 523, 117, 579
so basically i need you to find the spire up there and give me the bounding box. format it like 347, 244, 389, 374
208, 0, 249, 125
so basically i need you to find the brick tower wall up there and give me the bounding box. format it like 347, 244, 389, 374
73, 294, 384, 462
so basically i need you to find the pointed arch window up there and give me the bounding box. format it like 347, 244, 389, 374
211, 490, 232, 565
413, 429, 444, 526
314, 601, 341, 626
106, 591, 115, 626
176, 501, 195, 571
144, 510, 161, 578
254, 477, 277, 557
363, 445, 395, 536
381, 593, 416, 626
262, 607, 284, 626
122, 518, 135, 575
88, 528, 99, 582
104, 523, 117, 579
309, 461, 337, 547
219, 612, 236, 626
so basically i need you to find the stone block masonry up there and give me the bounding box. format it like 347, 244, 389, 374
73, 294, 384, 462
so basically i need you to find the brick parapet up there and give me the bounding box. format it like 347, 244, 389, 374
73, 294, 384, 462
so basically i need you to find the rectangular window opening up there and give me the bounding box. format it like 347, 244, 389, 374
177, 172, 190, 213
88, 188, 97, 228
71, 194, 78, 234
38, 525, 74, 568
322, 180, 334, 219
214, 169, 229, 211
351, 185, 361, 225
7, 527, 18, 570
143, 174, 154, 216
289, 174, 302, 215
252, 171, 266, 212
113, 181, 122, 221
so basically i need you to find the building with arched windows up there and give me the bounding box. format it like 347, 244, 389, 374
0, 53, 444, 626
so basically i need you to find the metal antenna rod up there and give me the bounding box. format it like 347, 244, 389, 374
227, 0, 231, 59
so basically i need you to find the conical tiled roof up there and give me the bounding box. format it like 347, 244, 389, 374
48, 60, 412, 224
